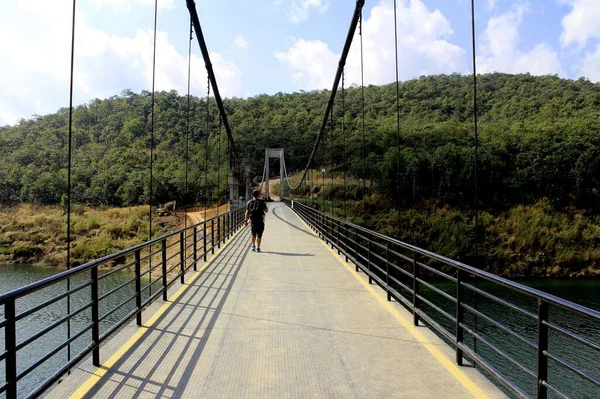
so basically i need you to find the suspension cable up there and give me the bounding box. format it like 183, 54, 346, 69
185, 17, 192, 230
66, 0, 77, 364
393, 0, 401, 222
217, 114, 222, 216
360, 11, 366, 226
148, 0, 158, 296
470, 0, 480, 354
204, 76, 210, 219
330, 102, 334, 217
342, 70, 347, 220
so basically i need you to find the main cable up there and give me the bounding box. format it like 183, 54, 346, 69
204, 76, 210, 219
393, 0, 401, 220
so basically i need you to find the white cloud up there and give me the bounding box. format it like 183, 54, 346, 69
578, 44, 600, 81
275, 0, 466, 90
560, 0, 600, 50
0, 0, 242, 126
478, 5, 564, 75
233, 35, 248, 49
287, 0, 330, 24
487, 0, 499, 10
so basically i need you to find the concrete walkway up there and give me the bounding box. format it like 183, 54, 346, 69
49, 203, 506, 399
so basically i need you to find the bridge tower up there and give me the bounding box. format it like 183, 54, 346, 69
264, 148, 285, 201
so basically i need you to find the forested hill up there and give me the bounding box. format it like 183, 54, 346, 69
1, 73, 600, 211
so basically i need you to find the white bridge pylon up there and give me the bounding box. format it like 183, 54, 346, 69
264, 148, 285, 201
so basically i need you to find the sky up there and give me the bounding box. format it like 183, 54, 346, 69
1, 0, 599, 126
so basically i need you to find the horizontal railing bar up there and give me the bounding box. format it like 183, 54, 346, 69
389, 248, 412, 264
16, 280, 92, 321
544, 350, 600, 387
98, 259, 137, 280
370, 240, 387, 250
540, 381, 570, 399
17, 324, 92, 380
416, 277, 456, 303
185, 252, 195, 263
140, 286, 165, 308
370, 251, 387, 265
291, 201, 600, 322
165, 251, 180, 263
99, 307, 139, 342
458, 342, 531, 399
141, 277, 163, 293
543, 320, 600, 352
460, 322, 536, 379
17, 302, 92, 350
98, 277, 136, 302
166, 262, 181, 275
388, 286, 414, 309
462, 303, 536, 349
141, 260, 163, 276
0, 383, 6, 395
462, 282, 536, 320
415, 309, 455, 343
165, 240, 180, 251
389, 275, 414, 295
98, 294, 137, 324
0, 351, 6, 362
147, 248, 163, 259
24, 341, 93, 399
167, 273, 183, 288
0, 210, 237, 303
416, 261, 457, 283
416, 294, 455, 323
185, 242, 195, 252
389, 262, 413, 279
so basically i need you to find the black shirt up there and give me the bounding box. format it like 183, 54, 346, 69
247, 199, 267, 224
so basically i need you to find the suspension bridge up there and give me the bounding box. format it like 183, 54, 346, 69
0, 0, 598, 398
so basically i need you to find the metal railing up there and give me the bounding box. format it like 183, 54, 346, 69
285, 199, 600, 399
0, 206, 246, 399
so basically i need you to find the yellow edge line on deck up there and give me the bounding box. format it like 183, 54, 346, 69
293, 209, 489, 399
69, 225, 247, 399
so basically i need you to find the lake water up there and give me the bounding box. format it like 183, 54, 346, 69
0, 264, 598, 398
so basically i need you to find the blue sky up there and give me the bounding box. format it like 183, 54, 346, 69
1, 0, 599, 125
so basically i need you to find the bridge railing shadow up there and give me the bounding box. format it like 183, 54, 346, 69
0, 207, 247, 398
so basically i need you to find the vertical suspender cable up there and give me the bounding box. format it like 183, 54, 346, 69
66, 0, 77, 364
185, 17, 192, 230
148, 0, 158, 296
342, 70, 347, 220
204, 76, 211, 219
470, 0, 480, 354
217, 115, 222, 216
393, 0, 401, 227
330, 106, 334, 217
359, 12, 366, 226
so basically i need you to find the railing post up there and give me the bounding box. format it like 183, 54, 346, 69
211, 219, 215, 254
5, 300, 17, 399
179, 231, 185, 284
162, 240, 168, 301
193, 227, 198, 271
135, 249, 142, 326
456, 269, 464, 365
412, 251, 419, 326
368, 238, 373, 284
355, 228, 359, 272
217, 218, 221, 249
386, 241, 391, 301
91, 265, 100, 366
336, 220, 341, 255
203, 223, 207, 262
537, 299, 549, 399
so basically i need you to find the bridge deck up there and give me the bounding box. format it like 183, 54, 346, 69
49, 203, 505, 398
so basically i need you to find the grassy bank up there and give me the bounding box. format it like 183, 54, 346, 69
294, 194, 600, 278
0, 204, 178, 267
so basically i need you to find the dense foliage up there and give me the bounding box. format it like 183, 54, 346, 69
2, 73, 600, 275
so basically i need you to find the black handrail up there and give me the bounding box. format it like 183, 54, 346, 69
285, 199, 600, 399
0, 206, 246, 399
